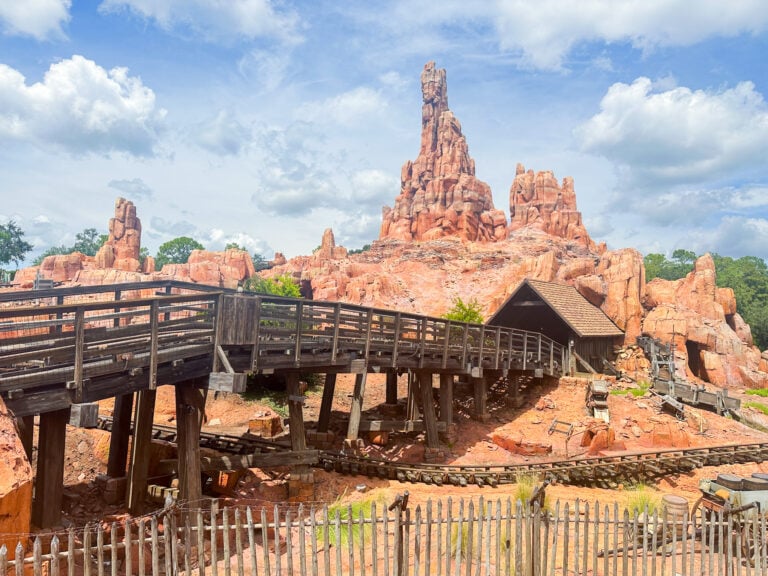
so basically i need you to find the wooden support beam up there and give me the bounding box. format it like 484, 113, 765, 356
127, 389, 156, 515
201, 450, 320, 472
346, 372, 367, 442
417, 372, 440, 449
473, 376, 489, 422
107, 392, 134, 478
439, 374, 453, 426
385, 371, 398, 406
176, 384, 205, 504
286, 374, 307, 451
338, 419, 447, 433
17, 415, 34, 462
317, 373, 336, 433
32, 408, 69, 528
406, 371, 417, 421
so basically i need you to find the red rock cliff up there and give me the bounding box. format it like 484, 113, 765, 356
380, 62, 507, 243
509, 164, 596, 250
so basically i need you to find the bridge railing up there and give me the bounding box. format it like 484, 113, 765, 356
219, 292, 567, 376
0, 288, 221, 411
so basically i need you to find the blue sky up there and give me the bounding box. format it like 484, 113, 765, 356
1, 1, 767, 265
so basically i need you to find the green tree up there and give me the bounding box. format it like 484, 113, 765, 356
0, 221, 33, 268
348, 244, 371, 255
155, 237, 205, 269
71, 228, 107, 256
644, 250, 696, 281
225, 242, 244, 251
244, 274, 301, 297
252, 253, 271, 271
443, 297, 484, 324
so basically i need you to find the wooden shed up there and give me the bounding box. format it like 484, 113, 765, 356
487, 279, 624, 374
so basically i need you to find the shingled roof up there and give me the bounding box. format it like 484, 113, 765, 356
490, 278, 624, 338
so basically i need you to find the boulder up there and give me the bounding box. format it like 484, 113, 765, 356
0, 399, 32, 556
597, 249, 645, 345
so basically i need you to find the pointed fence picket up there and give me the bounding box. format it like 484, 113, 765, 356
0, 497, 765, 575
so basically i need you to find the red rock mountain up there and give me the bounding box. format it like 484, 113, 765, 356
8, 62, 768, 391
380, 61, 507, 243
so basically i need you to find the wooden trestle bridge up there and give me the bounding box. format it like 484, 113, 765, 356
0, 280, 567, 528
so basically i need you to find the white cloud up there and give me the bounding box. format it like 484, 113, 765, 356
194, 110, 252, 156
575, 78, 768, 188
99, 0, 301, 44
492, 0, 768, 70
0, 55, 165, 156
687, 216, 768, 260
350, 169, 398, 206
108, 177, 154, 199
298, 87, 388, 127
0, 0, 70, 40
206, 229, 273, 256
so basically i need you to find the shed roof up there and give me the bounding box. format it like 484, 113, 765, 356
489, 278, 624, 338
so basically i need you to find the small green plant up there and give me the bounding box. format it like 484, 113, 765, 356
450, 501, 510, 560
244, 274, 301, 297
443, 297, 484, 324
746, 388, 768, 397
624, 484, 660, 516
319, 494, 379, 547
744, 401, 768, 416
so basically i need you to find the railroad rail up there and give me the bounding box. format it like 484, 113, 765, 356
97, 416, 768, 489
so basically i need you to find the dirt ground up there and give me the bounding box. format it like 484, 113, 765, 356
47, 372, 768, 530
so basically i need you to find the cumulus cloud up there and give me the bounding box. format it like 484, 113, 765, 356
334, 211, 381, 250
99, 0, 301, 44
350, 169, 398, 207
108, 177, 154, 199
194, 110, 252, 156
0, 55, 165, 156
492, 0, 768, 70
298, 87, 388, 127
150, 217, 197, 238
206, 229, 273, 256
687, 216, 768, 260
575, 78, 768, 189
0, 0, 70, 40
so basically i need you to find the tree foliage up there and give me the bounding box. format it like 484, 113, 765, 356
348, 244, 372, 255
252, 253, 271, 271
71, 228, 107, 256
155, 237, 204, 269
244, 274, 301, 297
644, 250, 768, 349
0, 221, 33, 268
442, 297, 484, 324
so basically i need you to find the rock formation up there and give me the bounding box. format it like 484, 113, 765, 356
0, 399, 32, 556
158, 249, 256, 290
643, 254, 768, 388
95, 197, 142, 272
509, 164, 596, 250
380, 62, 507, 243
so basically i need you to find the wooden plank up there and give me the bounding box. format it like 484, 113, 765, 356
107, 392, 133, 477
346, 372, 367, 441
317, 373, 336, 433
417, 372, 440, 449
286, 373, 307, 451
73, 308, 85, 402
148, 300, 159, 390
32, 407, 69, 528
127, 388, 156, 515
385, 371, 398, 406
337, 420, 447, 433
17, 414, 33, 461
198, 450, 320, 472
176, 384, 205, 503
439, 374, 453, 426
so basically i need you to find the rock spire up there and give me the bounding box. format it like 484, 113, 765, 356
380, 61, 507, 243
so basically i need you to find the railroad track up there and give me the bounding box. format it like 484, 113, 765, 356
98, 417, 768, 488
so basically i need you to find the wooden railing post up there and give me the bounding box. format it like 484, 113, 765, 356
149, 300, 159, 390
294, 301, 303, 365
73, 307, 85, 402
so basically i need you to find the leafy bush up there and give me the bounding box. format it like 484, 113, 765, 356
624, 484, 659, 516
243, 274, 301, 297
155, 236, 204, 268
443, 297, 484, 324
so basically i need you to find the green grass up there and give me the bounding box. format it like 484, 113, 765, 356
744, 401, 768, 416
624, 484, 660, 516
611, 381, 650, 397
450, 501, 512, 561
746, 388, 768, 397
318, 494, 381, 548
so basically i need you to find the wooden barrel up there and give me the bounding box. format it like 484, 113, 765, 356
662, 494, 689, 537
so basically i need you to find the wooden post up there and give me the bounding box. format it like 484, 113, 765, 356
385, 371, 398, 406
176, 384, 205, 504
17, 415, 34, 462
107, 392, 134, 477
346, 373, 367, 442
439, 374, 453, 426
417, 372, 440, 449
127, 389, 157, 515
32, 408, 69, 528
317, 373, 336, 433
406, 371, 418, 421
286, 374, 308, 452
473, 377, 489, 422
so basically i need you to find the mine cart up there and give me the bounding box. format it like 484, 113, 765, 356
585, 379, 610, 422
692, 473, 768, 565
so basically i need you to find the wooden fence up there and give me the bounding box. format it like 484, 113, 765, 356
1, 496, 766, 575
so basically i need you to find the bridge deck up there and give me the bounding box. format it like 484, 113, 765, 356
0, 281, 566, 416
